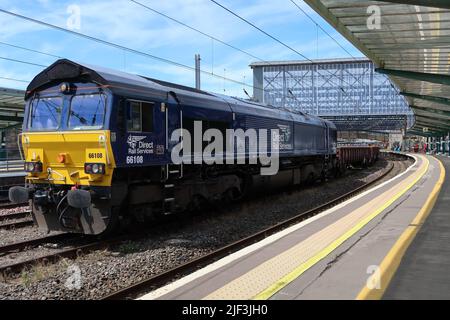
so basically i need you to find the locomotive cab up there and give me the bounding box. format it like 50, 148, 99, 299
23, 85, 112, 183
9, 59, 178, 235
10, 82, 118, 235
6, 58, 135, 235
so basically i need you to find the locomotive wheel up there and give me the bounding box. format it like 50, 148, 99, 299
362, 157, 367, 168
97, 206, 120, 238
188, 194, 208, 212
319, 171, 327, 183
224, 187, 242, 202
306, 172, 316, 186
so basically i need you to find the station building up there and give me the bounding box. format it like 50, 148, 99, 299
250, 58, 415, 146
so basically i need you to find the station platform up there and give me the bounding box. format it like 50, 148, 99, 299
383, 155, 449, 299
139, 154, 445, 300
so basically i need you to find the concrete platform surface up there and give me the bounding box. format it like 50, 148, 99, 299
383, 155, 450, 299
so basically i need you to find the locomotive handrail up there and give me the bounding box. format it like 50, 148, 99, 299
17, 132, 24, 161
0, 146, 24, 172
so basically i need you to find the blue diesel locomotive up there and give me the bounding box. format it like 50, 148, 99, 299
10, 59, 338, 235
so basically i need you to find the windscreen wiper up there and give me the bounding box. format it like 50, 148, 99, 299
70, 110, 87, 124
91, 94, 105, 125
40, 99, 59, 123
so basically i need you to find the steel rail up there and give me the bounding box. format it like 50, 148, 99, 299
0, 233, 76, 255
0, 210, 31, 223
0, 202, 29, 209
0, 219, 34, 230
0, 235, 131, 277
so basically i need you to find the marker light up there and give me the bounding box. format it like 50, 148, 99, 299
60, 82, 71, 93
24, 162, 43, 173
57, 153, 66, 163
84, 163, 105, 175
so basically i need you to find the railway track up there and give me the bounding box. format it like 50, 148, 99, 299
0, 233, 142, 277
0, 202, 28, 210
0, 219, 34, 230
100, 160, 398, 300
0, 210, 31, 223
0, 233, 74, 255
0, 238, 115, 277
0, 208, 33, 230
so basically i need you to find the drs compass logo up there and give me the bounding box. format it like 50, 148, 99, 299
126, 135, 154, 164
127, 135, 146, 149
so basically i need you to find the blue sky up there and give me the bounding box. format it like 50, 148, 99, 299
0, 0, 364, 97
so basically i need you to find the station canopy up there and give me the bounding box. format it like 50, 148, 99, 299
0, 87, 25, 129
305, 0, 450, 136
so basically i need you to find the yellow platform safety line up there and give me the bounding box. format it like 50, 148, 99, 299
356, 156, 445, 300
250, 155, 430, 300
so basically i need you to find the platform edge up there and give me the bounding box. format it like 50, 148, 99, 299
356, 156, 446, 300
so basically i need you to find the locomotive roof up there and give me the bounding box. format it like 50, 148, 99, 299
26, 59, 335, 129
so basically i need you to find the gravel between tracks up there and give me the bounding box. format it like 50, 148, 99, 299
0, 155, 413, 300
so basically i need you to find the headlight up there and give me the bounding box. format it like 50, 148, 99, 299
60, 82, 71, 93
24, 162, 43, 173
84, 163, 105, 174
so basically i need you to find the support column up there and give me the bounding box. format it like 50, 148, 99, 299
448, 132, 450, 157
437, 137, 440, 154
252, 67, 264, 103
444, 136, 446, 155
282, 66, 286, 108
442, 136, 445, 155
195, 54, 201, 90
436, 137, 441, 154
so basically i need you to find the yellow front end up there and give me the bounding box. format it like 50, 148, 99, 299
22, 130, 115, 187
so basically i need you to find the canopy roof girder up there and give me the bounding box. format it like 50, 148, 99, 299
376, 68, 450, 86
410, 105, 450, 118
378, 1, 450, 10
401, 92, 450, 108
414, 119, 450, 131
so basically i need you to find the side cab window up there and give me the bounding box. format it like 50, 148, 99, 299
126, 100, 154, 132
